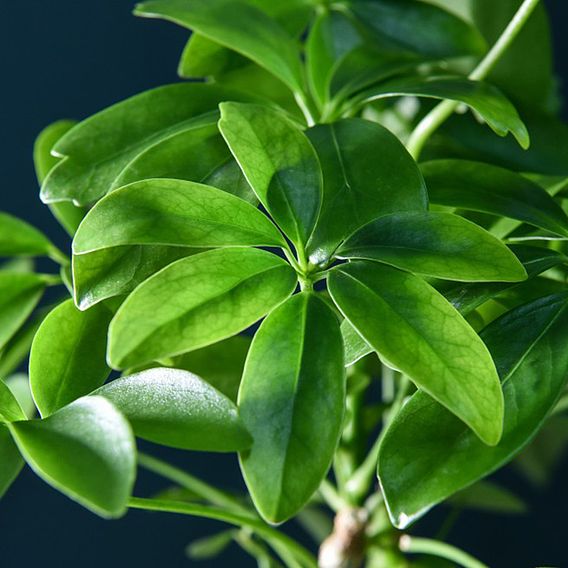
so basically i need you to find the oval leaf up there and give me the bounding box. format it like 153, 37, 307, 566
356, 76, 529, 148
378, 293, 568, 528
30, 300, 112, 417
0, 213, 56, 258
328, 261, 504, 445
0, 427, 23, 498
219, 102, 322, 248
73, 179, 283, 255
338, 211, 527, 282
94, 368, 252, 452
0, 379, 27, 423
108, 248, 297, 369
421, 160, 568, 237
134, 0, 304, 93
9, 396, 136, 517
239, 293, 345, 523
306, 118, 428, 264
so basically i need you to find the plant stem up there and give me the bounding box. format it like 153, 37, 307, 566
137, 452, 249, 514
129, 497, 318, 568
48, 246, 69, 266
406, 0, 541, 159
319, 479, 346, 512
399, 536, 490, 568
294, 93, 316, 127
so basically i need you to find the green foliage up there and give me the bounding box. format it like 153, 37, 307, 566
2, 0, 566, 565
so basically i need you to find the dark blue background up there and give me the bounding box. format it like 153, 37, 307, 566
1, 2, 567, 566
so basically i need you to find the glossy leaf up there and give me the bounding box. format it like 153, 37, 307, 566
0, 273, 45, 351
0, 213, 56, 258
108, 248, 297, 369
94, 368, 252, 452
219, 102, 322, 248
0, 379, 26, 423
338, 211, 527, 282
34, 120, 85, 236
239, 293, 345, 523
171, 335, 251, 402
348, 0, 486, 58
5, 375, 36, 420
73, 246, 196, 311
421, 160, 568, 237
0, 426, 23, 498
73, 179, 283, 255
306, 118, 427, 264
341, 320, 373, 367
356, 76, 529, 149
29, 300, 112, 417
9, 396, 136, 517
110, 122, 254, 204
135, 0, 304, 93
328, 261, 503, 445
378, 293, 568, 528
41, 84, 248, 205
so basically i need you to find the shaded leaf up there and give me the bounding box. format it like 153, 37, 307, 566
0, 213, 56, 258
0, 426, 23, 498
0, 378, 26, 423
239, 293, 345, 522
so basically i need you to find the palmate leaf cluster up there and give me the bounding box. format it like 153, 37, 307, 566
1, 0, 568, 566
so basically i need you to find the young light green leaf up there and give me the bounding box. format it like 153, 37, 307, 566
5, 375, 36, 420
9, 396, 136, 517
341, 320, 373, 367
73, 179, 284, 254
0, 379, 27, 423
34, 120, 85, 236
0, 426, 23, 498
108, 248, 297, 369
219, 102, 322, 248
135, 0, 304, 94
306, 118, 428, 264
337, 211, 527, 282
41, 83, 248, 205
239, 293, 345, 523
378, 293, 568, 528
348, 0, 486, 58
73, 246, 197, 311
355, 76, 529, 148
29, 300, 112, 417
0, 273, 46, 351
186, 530, 236, 560
94, 368, 252, 452
421, 160, 568, 237
171, 335, 251, 402
328, 261, 504, 445
0, 212, 56, 258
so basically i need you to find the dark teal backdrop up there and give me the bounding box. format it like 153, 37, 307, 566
1, 2, 567, 566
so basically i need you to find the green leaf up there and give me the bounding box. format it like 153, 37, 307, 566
179, 34, 245, 79
348, 0, 486, 58
0, 273, 45, 351
108, 248, 297, 369
41, 83, 248, 205
356, 76, 529, 149
0, 378, 26, 423
29, 300, 112, 417
9, 396, 136, 517
328, 261, 503, 445
448, 480, 527, 515
109, 122, 254, 205
239, 293, 345, 523
0, 313, 44, 379
421, 160, 568, 237
337, 211, 527, 282
0, 426, 23, 498
306, 118, 428, 264
341, 319, 373, 367
5, 374, 36, 420
470, 0, 555, 111
73, 179, 284, 255
94, 368, 252, 452
171, 335, 251, 402
73, 246, 196, 311
0, 212, 56, 258
378, 293, 568, 528
219, 102, 322, 248
135, 0, 304, 94
186, 530, 236, 560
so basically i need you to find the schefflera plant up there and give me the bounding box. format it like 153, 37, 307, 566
1, 0, 568, 566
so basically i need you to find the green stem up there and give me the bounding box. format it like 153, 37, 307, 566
406, 0, 541, 159
48, 246, 70, 266
137, 452, 249, 514
319, 479, 346, 512
129, 497, 318, 568
400, 536, 490, 568
294, 92, 317, 127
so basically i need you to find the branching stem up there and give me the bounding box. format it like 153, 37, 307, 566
400, 536, 490, 568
